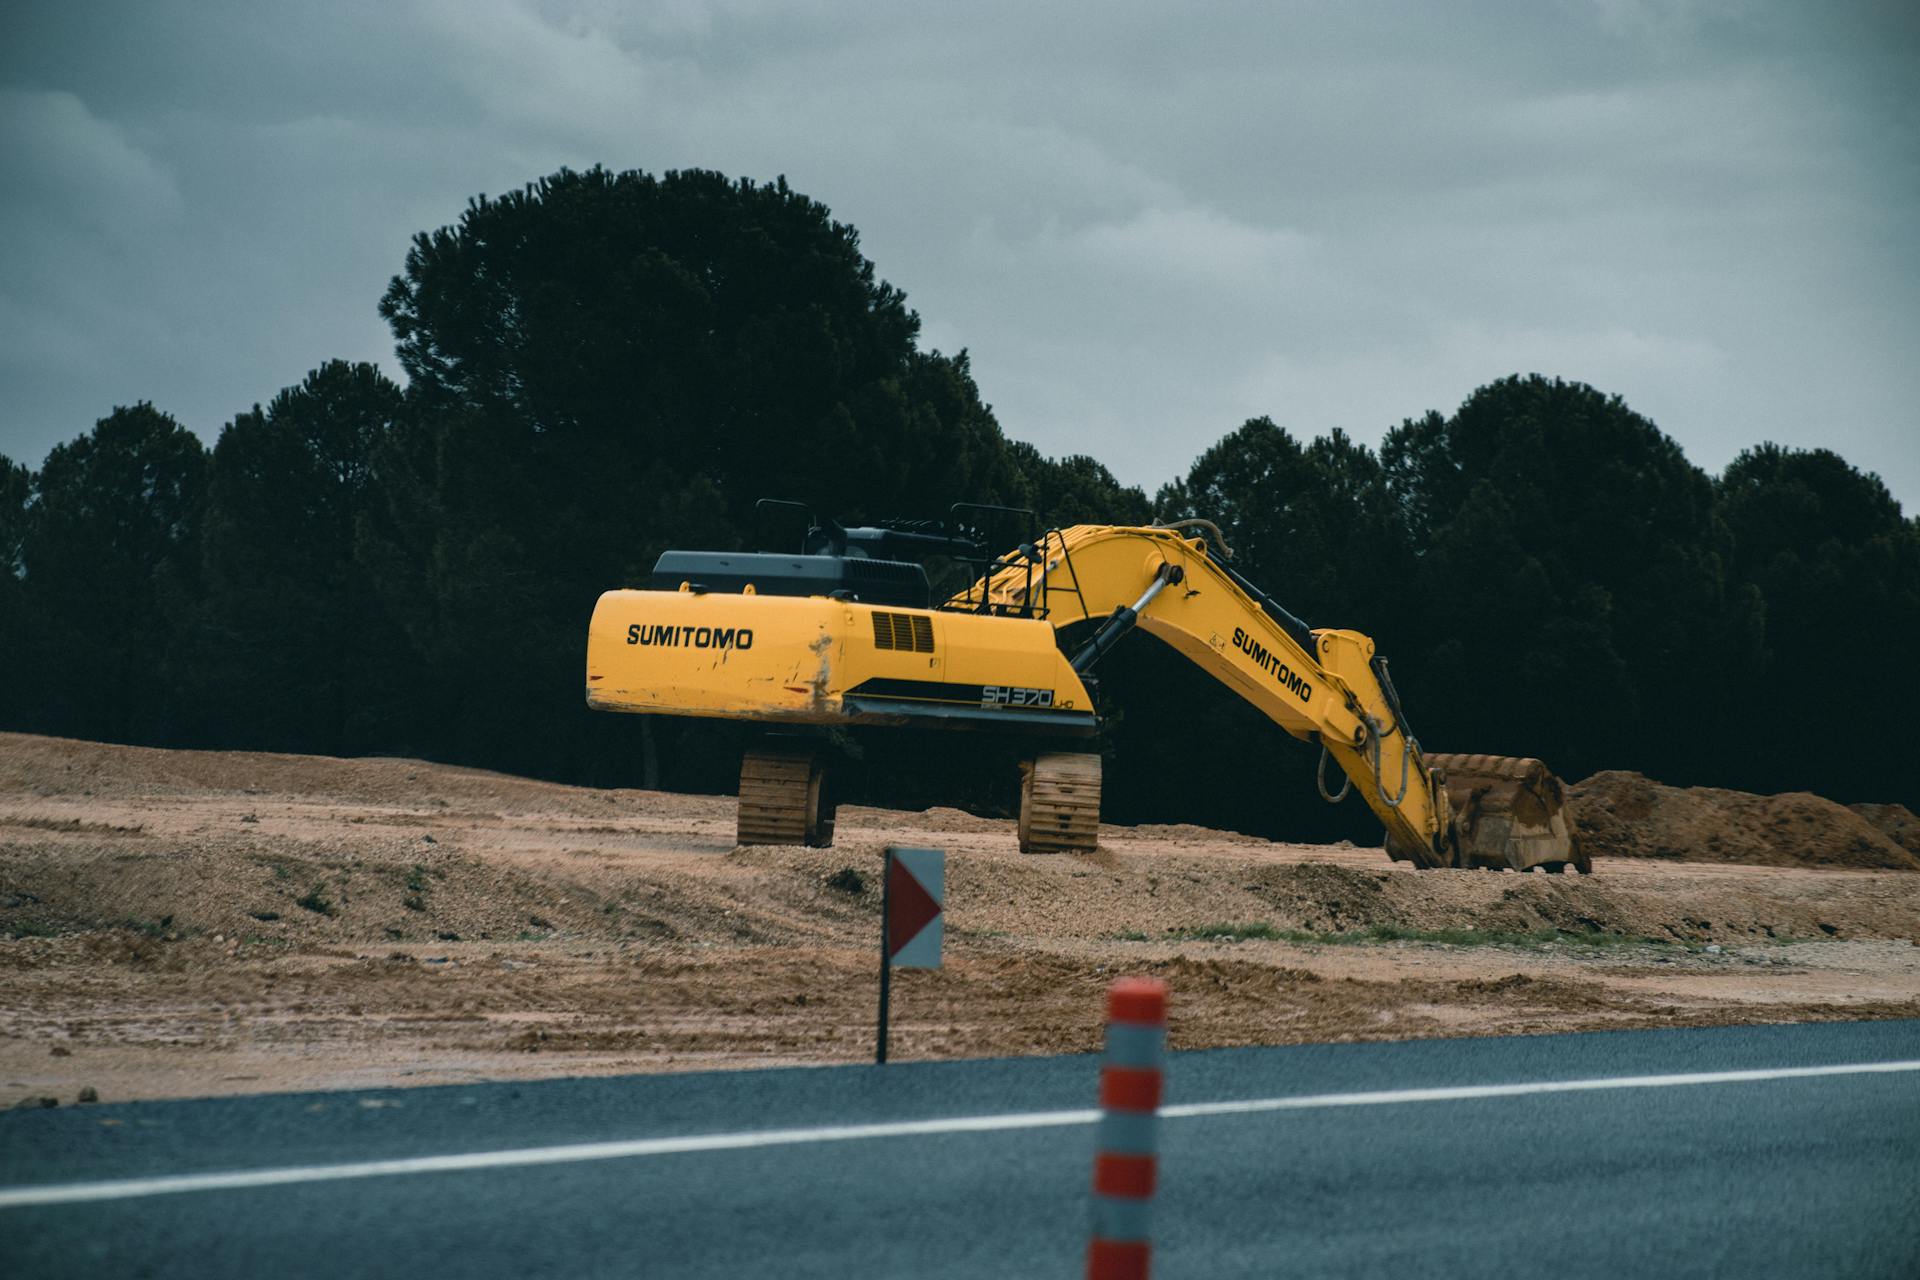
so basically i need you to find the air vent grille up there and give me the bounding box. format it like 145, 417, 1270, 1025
871, 611, 935, 653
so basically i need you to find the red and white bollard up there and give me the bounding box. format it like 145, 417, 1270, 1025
1088, 976, 1168, 1280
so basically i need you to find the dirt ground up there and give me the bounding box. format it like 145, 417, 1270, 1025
3, 732, 1917, 1105
1573, 770, 1920, 870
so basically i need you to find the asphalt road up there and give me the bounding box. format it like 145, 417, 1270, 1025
4, 1019, 1918, 1278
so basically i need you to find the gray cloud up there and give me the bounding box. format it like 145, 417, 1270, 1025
2, 0, 1915, 503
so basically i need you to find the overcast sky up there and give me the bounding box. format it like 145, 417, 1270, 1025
3, 1, 1916, 505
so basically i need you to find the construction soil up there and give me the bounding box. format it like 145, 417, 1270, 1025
2, 732, 1916, 1105
1572, 771, 1920, 871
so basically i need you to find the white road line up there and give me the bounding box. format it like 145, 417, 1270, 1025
1159, 1058, 1920, 1119
0, 1110, 1101, 1209
5, 1057, 1917, 1210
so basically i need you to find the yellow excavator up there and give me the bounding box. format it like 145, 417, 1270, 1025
585, 507, 1586, 872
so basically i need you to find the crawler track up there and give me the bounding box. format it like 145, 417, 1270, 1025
1018, 752, 1102, 853
737, 747, 833, 846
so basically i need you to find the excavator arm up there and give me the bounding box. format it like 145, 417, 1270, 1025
954, 524, 1582, 872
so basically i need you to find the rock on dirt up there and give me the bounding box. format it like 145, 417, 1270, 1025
1573, 771, 1920, 872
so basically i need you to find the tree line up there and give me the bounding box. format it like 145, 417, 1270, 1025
3, 166, 1914, 840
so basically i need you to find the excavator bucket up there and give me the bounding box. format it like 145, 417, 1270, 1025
1427, 753, 1588, 873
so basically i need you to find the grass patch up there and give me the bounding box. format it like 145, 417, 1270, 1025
123, 915, 176, 938
824, 867, 866, 896
295, 886, 336, 917
401, 864, 437, 913
1344, 924, 1659, 949
1160, 922, 1297, 943
5, 920, 60, 939
1147, 922, 1663, 949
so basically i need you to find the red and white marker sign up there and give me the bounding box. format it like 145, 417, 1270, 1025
885, 846, 943, 969
1089, 977, 1168, 1280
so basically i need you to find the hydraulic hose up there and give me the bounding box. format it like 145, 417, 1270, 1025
1316, 743, 1351, 804
1152, 518, 1233, 560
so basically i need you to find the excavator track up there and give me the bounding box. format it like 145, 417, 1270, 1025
737, 746, 835, 847
1427, 753, 1586, 873
1018, 752, 1102, 854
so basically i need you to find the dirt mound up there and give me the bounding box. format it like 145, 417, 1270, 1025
0, 731, 669, 819
1573, 771, 1920, 872
1850, 803, 1920, 858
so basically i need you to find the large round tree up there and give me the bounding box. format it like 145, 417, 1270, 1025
372, 166, 1019, 776
379, 166, 1014, 534
1380, 375, 1760, 780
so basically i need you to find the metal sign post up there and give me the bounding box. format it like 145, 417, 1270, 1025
877, 846, 943, 1065
877, 850, 893, 1065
